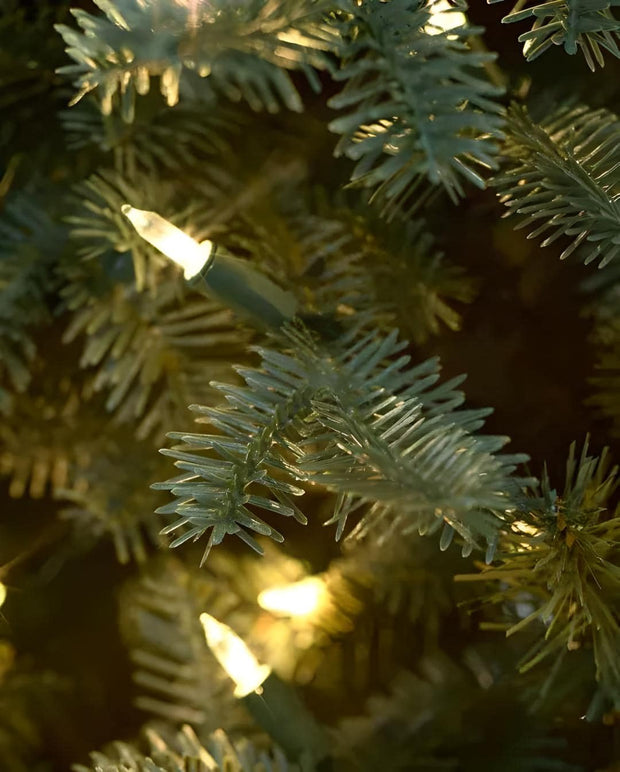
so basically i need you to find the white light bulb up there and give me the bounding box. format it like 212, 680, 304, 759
258, 576, 328, 617
0, 583, 6, 609
200, 613, 271, 697
424, 0, 467, 36
121, 204, 213, 279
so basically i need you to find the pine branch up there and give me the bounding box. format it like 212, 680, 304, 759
0, 190, 64, 413
57, 433, 169, 563
0, 644, 71, 772
156, 322, 529, 560
490, 0, 620, 70
56, 0, 336, 121
336, 521, 463, 645
493, 102, 620, 267
0, 1, 71, 170
328, 0, 505, 216
0, 331, 165, 563
0, 335, 104, 500
153, 353, 313, 562
333, 654, 578, 771
118, 556, 249, 730
74, 724, 297, 772
291, 325, 529, 553
61, 261, 248, 442
292, 199, 476, 342
228, 184, 476, 342
60, 95, 241, 174
457, 440, 620, 704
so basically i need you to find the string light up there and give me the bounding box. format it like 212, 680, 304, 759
199, 612, 271, 697
424, 0, 467, 36
200, 611, 329, 764
122, 204, 298, 329
121, 205, 213, 279
258, 576, 328, 618
0, 582, 6, 609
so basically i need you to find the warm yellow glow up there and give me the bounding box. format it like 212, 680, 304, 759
258, 576, 328, 617
0, 583, 6, 609
425, 0, 467, 35
121, 204, 213, 279
200, 613, 271, 697
512, 520, 540, 536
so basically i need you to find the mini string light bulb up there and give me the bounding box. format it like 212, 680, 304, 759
200, 611, 329, 764
258, 576, 328, 617
0, 582, 6, 609
122, 204, 298, 329
121, 205, 213, 279
425, 0, 467, 35
199, 612, 271, 697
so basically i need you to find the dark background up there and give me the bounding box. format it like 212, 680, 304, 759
1, 1, 620, 769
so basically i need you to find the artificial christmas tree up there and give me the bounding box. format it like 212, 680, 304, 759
1, 0, 620, 769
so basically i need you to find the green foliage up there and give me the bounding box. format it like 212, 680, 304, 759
228, 183, 476, 342
333, 654, 577, 771
0, 1, 70, 169
66, 169, 184, 291
301, 202, 477, 342
490, 0, 620, 69
56, 0, 336, 121
155, 322, 529, 562
0, 190, 63, 413
458, 440, 620, 703
329, 0, 505, 217
61, 96, 240, 171
57, 433, 168, 563
61, 262, 248, 442
74, 724, 296, 772
493, 102, 620, 267
0, 346, 97, 498
0, 643, 71, 772
118, 556, 248, 729
337, 522, 462, 645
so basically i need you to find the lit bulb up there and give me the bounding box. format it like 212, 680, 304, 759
121, 204, 213, 279
424, 0, 467, 36
0, 583, 5, 608
512, 521, 540, 536
258, 576, 328, 618
200, 613, 271, 697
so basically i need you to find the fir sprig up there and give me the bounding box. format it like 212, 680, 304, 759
286, 196, 476, 342
156, 323, 529, 561
0, 189, 66, 414
458, 440, 620, 703
56, 0, 336, 121
74, 724, 296, 772
489, 0, 620, 69
118, 557, 246, 728
329, 0, 505, 216
292, 325, 528, 552
61, 264, 248, 441
493, 102, 620, 267
333, 654, 576, 771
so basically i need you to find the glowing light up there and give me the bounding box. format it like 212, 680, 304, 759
424, 1, 467, 36
512, 520, 539, 536
200, 613, 271, 697
121, 204, 213, 279
258, 576, 328, 618
0, 583, 6, 608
